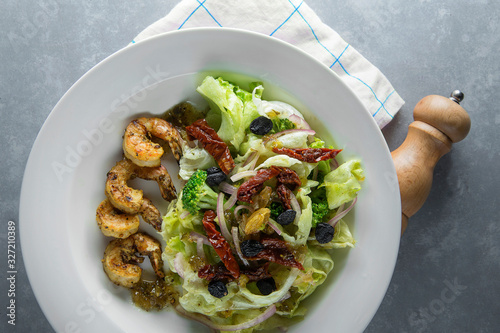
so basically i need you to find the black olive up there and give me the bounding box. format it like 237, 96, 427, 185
208, 280, 228, 298
256, 278, 277, 295
206, 167, 222, 175
249, 116, 273, 135
240, 240, 264, 257
315, 222, 335, 244
205, 172, 227, 187
276, 209, 296, 226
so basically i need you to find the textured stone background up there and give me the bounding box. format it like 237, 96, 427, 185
0, 0, 498, 332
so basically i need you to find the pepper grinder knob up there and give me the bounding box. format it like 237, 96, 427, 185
449, 90, 464, 104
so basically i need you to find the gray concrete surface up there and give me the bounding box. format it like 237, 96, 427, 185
1, 1, 498, 332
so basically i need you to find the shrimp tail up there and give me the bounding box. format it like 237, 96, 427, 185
139, 197, 163, 232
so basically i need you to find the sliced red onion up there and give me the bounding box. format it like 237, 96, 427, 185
289, 192, 301, 223
196, 238, 206, 260
330, 158, 339, 170
230, 170, 257, 182
189, 231, 210, 245
242, 151, 257, 167
173, 253, 185, 279
262, 128, 315, 146
232, 226, 249, 266
234, 205, 254, 218
175, 304, 277, 331
327, 197, 358, 227
289, 114, 311, 130
180, 210, 190, 219
267, 218, 282, 235
217, 192, 232, 241
224, 190, 238, 211
336, 203, 345, 216
218, 181, 236, 195
312, 165, 319, 181
247, 152, 260, 171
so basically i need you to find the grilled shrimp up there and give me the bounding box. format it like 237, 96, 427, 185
102, 232, 165, 288
96, 197, 162, 238
96, 199, 140, 238
105, 159, 176, 214
123, 117, 183, 167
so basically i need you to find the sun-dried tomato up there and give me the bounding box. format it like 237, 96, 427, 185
198, 262, 272, 283
276, 168, 301, 190
272, 147, 342, 163
198, 264, 235, 282
198, 262, 271, 283
245, 237, 304, 270
276, 183, 293, 210
237, 166, 282, 203
243, 262, 272, 282
202, 210, 240, 278
186, 119, 235, 174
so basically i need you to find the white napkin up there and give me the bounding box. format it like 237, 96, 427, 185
132, 0, 404, 129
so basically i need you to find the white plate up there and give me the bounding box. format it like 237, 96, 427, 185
20, 28, 401, 333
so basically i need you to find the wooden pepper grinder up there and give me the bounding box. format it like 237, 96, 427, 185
391, 91, 471, 235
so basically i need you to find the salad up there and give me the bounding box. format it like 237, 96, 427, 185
159, 76, 365, 332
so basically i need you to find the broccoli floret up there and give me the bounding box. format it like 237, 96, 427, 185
181, 170, 219, 215
269, 201, 285, 220
270, 118, 296, 133
312, 201, 330, 227
310, 187, 330, 227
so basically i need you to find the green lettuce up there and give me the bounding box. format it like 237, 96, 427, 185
196, 76, 260, 151
282, 246, 334, 316
178, 145, 216, 180
321, 159, 365, 209
161, 196, 203, 268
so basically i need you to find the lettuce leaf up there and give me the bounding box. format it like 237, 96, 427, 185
282, 246, 334, 316
196, 76, 260, 151
251, 87, 306, 122
321, 159, 365, 209
161, 196, 203, 268
293, 247, 333, 296
330, 220, 356, 248
178, 145, 216, 180
274, 131, 310, 149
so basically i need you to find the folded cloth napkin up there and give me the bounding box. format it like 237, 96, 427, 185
133, 0, 404, 129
